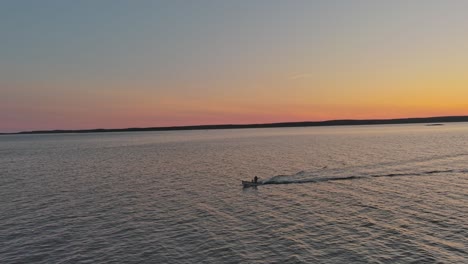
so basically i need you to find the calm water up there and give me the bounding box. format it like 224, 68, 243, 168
1, 124, 467, 263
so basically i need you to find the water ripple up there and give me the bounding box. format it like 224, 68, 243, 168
1, 125, 468, 263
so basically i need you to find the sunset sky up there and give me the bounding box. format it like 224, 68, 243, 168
2, 0, 468, 132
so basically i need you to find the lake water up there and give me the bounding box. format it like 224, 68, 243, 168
1, 124, 467, 263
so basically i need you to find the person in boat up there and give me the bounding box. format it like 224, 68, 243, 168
253, 176, 258, 183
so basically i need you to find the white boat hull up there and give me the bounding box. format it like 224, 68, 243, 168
242, 180, 262, 187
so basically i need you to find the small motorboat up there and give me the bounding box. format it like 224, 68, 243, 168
242, 180, 263, 188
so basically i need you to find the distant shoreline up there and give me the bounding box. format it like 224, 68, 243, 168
2, 116, 468, 135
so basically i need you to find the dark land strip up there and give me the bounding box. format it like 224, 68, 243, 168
2, 116, 468, 135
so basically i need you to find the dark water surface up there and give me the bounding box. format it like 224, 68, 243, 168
1, 124, 467, 263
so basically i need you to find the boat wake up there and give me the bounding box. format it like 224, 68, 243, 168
261, 169, 461, 185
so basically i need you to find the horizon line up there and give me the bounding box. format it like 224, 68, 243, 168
2, 115, 468, 135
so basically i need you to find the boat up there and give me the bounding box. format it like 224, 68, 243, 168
242, 180, 263, 188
